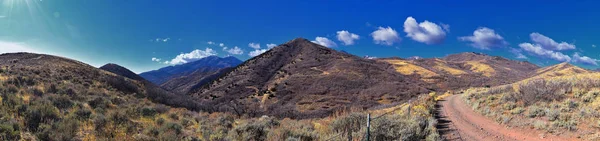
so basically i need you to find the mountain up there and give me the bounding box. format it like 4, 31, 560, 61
379, 52, 539, 90
99, 63, 145, 81
188, 38, 430, 118
160, 67, 234, 94
139, 56, 242, 85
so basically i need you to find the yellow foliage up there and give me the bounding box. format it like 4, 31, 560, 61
465, 61, 495, 77
383, 59, 439, 78
433, 61, 466, 75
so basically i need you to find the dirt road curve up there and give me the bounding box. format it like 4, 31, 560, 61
436, 94, 575, 141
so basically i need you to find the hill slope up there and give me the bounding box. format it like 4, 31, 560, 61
160, 67, 234, 94
99, 63, 146, 81
0, 53, 209, 140
189, 38, 430, 118
139, 56, 241, 85
380, 52, 539, 90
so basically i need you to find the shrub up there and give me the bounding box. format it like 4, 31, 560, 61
0, 120, 21, 140
25, 102, 60, 131
510, 107, 524, 115
154, 104, 170, 114
49, 119, 80, 141
141, 107, 157, 117
546, 108, 560, 121
110, 111, 129, 125
88, 97, 110, 109
533, 120, 546, 130
331, 113, 365, 140
160, 122, 183, 135
75, 108, 92, 120
526, 106, 545, 118
517, 79, 567, 105
156, 118, 165, 125
48, 94, 73, 110
582, 90, 599, 103
503, 102, 516, 110
93, 114, 108, 132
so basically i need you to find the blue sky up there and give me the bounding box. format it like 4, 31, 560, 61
2, 0, 600, 73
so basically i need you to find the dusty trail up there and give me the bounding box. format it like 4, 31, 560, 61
436, 94, 576, 141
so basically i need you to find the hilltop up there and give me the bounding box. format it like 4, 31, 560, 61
188, 38, 430, 118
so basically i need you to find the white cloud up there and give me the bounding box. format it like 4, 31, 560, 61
529, 33, 575, 51
572, 52, 599, 66
593, 44, 596, 48
249, 49, 268, 57
311, 37, 337, 47
225, 46, 244, 55
0, 16, 6, 18
0, 41, 36, 54
151, 57, 161, 62
266, 43, 277, 49
519, 43, 571, 62
403, 17, 447, 44
248, 43, 261, 49
509, 48, 528, 59
164, 48, 218, 65
152, 38, 170, 42
459, 27, 508, 50
207, 41, 215, 45
219, 43, 225, 47
336, 30, 360, 45
371, 26, 400, 46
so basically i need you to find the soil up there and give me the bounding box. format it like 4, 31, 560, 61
436, 94, 578, 141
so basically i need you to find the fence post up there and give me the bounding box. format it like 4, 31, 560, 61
366, 113, 370, 141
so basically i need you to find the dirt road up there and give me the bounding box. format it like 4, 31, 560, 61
436, 94, 575, 141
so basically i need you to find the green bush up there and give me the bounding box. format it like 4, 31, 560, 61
0, 120, 21, 140
160, 122, 183, 135
156, 117, 165, 125
89, 97, 110, 109
533, 120, 546, 130
75, 108, 92, 120
48, 94, 73, 110
141, 107, 157, 117
25, 102, 60, 131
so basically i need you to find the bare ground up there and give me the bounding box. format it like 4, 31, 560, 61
436, 94, 577, 141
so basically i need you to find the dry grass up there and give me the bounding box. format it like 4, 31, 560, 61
465, 61, 495, 77
463, 72, 600, 140
384, 59, 439, 78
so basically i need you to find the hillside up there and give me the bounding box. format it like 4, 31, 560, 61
0, 53, 214, 140
139, 56, 241, 85
99, 63, 146, 81
530, 62, 592, 79
189, 38, 431, 118
160, 67, 234, 94
380, 52, 539, 90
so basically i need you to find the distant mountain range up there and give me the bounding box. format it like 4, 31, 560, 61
139, 56, 241, 92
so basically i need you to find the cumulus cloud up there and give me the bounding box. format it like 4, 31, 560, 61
312, 37, 337, 47
266, 43, 277, 49
593, 44, 597, 48
459, 27, 508, 50
207, 41, 215, 45
165, 48, 217, 65
509, 48, 528, 59
151, 57, 161, 62
529, 33, 575, 50
248, 43, 261, 49
225, 46, 244, 55
219, 43, 225, 47
336, 30, 360, 45
519, 43, 571, 62
572, 52, 599, 66
371, 26, 400, 46
0, 41, 36, 54
249, 49, 268, 57
403, 17, 447, 44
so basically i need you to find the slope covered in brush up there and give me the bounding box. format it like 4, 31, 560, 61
189, 38, 430, 118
